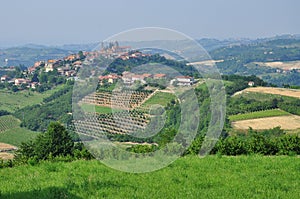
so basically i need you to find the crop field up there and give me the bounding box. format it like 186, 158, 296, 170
141, 91, 175, 108
233, 87, 300, 99
0, 142, 17, 160
80, 90, 152, 110
231, 115, 300, 130
229, 109, 290, 122
0, 156, 299, 198
80, 104, 123, 114
0, 86, 64, 112
0, 127, 38, 147
0, 115, 20, 132
255, 60, 300, 70
0, 152, 14, 160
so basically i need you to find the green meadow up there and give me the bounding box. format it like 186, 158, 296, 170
0, 156, 299, 199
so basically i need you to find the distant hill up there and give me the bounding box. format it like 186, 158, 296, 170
0, 47, 74, 67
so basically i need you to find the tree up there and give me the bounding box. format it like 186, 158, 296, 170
31, 73, 39, 82
35, 122, 74, 160
11, 85, 18, 92
15, 122, 74, 161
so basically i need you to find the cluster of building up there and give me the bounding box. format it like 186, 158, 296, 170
99, 71, 195, 87
1, 41, 197, 91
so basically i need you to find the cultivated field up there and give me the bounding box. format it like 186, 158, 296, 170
0, 115, 20, 132
0, 86, 64, 112
232, 115, 300, 130
229, 109, 290, 122
234, 87, 300, 99
0, 152, 14, 160
0, 142, 17, 151
0, 127, 38, 147
0, 156, 299, 198
0, 142, 17, 160
255, 60, 300, 70
141, 91, 175, 108
80, 104, 123, 114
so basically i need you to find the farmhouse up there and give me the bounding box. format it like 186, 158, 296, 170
14, 78, 30, 86
153, 74, 166, 79
248, 81, 255, 87
174, 76, 195, 86
1, 75, 8, 82
121, 71, 135, 84
99, 74, 120, 84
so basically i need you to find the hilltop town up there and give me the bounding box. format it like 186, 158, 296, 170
0, 42, 197, 93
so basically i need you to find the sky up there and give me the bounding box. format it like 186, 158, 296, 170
0, 0, 300, 47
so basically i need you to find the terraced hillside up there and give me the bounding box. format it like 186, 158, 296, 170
75, 89, 175, 141
80, 90, 153, 109
75, 111, 150, 138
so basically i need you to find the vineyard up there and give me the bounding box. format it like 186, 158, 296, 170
80, 90, 153, 109
0, 115, 20, 133
76, 89, 174, 140
75, 111, 150, 138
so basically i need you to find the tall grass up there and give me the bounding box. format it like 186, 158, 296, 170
0, 156, 299, 198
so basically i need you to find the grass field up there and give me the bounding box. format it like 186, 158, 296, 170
0, 115, 38, 146
0, 86, 64, 112
0, 156, 299, 198
0, 127, 38, 147
233, 87, 300, 99
232, 115, 300, 130
80, 104, 123, 114
141, 91, 175, 108
229, 109, 290, 122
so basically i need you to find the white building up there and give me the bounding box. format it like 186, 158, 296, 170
174, 76, 195, 86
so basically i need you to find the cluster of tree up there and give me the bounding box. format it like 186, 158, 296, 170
228, 96, 300, 116
184, 127, 300, 156
11, 122, 93, 166
0, 110, 10, 116
213, 133, 300, 156
222, 74, 268, 95
263, 72, 300, 87
107, 52, 197, 77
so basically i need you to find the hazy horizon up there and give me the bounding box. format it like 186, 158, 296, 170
1, 0, 299, 47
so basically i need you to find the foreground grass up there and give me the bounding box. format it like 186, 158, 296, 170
229, 109, 290, 122
0, 156, 299, 198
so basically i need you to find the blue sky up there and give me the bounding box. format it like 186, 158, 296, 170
0, 0, 299, 46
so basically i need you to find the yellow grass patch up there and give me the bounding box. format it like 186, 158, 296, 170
256, 61, 300, 70
232, 115, 300, 130
0, 152, 14, 160
234, 87, 300, 99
